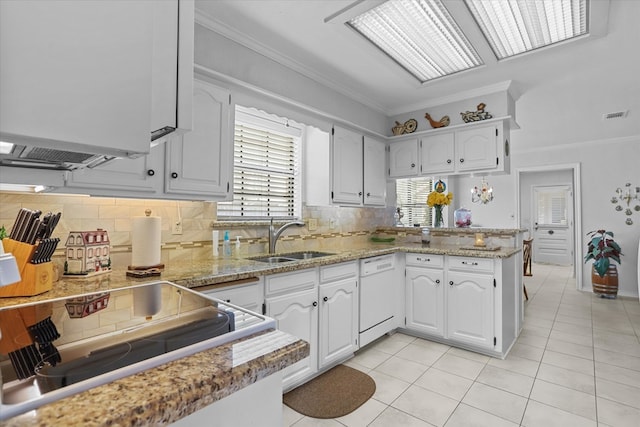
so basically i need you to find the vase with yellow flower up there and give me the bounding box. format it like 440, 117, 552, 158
427, 180, 454, 228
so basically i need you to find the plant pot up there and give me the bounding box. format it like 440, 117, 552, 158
591, 265, 618, 298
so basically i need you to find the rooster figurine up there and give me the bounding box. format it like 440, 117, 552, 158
424, 113, 450, 129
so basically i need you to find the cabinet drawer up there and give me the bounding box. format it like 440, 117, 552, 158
265, 268, 318, 296
406, 253, 444, 268
320, 261, 358, 283
203, 283, 261, 308
448, 256, 493, 273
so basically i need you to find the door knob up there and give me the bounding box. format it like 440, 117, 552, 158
435, 279, 440, 284
548, 230, 554, 235
312, 301, 318, 307
323, 296, 328, 302
171, 172, 178, 179
147, 169, 155, 176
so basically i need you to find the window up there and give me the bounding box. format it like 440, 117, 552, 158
396, 177, 434, 226
217, 106, 302, 220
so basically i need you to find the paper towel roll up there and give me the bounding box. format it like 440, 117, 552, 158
212, 230, 219, 257
131, 210, 161, 268
133, 284, 162, 318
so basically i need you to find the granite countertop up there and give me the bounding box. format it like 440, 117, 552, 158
3, 329, 309, 427
0, 242, 521, 308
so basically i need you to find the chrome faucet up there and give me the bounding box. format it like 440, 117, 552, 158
268, 218, 305, 253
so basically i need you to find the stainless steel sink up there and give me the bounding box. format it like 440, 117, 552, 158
279, 251, 334, 260
249, 252, 334, 263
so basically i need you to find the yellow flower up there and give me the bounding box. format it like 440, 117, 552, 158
427, 191, 454, 207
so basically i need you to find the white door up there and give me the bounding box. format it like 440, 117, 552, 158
319, 278, 358, 368
447, 271, 494, 349
532, 185, 574, 265
455, 125, 498, 172
405, 267, 445, 337
420, 133, 455, 175
265, 288, 318, 389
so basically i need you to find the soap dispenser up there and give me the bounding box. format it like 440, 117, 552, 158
223, 231, 232, 257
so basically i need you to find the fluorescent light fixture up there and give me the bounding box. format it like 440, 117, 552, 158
0, 141, 14, 154
465, 0, 589, 59
348, 0, 483, 83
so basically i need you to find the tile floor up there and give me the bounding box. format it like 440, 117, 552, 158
283, 263, 640, 427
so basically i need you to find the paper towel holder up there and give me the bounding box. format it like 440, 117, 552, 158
128, 209, 165, 273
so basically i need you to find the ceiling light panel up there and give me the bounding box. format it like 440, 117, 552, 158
465, 0, 588, 59
348, 0, 483, 83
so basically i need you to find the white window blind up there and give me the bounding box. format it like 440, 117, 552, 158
396, 177, 433, 226
217, 111, 301, 219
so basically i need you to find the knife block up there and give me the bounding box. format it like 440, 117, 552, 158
0, 238, 53, 297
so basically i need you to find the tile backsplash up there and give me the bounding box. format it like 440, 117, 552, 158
0, 192, 394, 273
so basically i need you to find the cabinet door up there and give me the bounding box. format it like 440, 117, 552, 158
319, 278, 358, 368
266, 289, 318, 389
405, 267, 444, 337
389, 139, 418, 177
363, 137, 386, 207
0, 1, 179, 157
420, 133, 455, 175
447, 271, 494, 348
332, 126, 363, 205
455, 125, 498, 172
165, 80, 233, 199
204, 282, 262, 314
64, 146, 163, 196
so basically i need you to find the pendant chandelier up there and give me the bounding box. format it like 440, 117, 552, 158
471, 178, 493, 204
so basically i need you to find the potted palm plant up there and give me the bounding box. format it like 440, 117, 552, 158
584, 229, 623, 298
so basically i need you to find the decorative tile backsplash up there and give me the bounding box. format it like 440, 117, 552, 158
0, 192, 395, 272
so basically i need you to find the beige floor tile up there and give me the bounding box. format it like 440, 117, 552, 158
335, 397, 387, 427
290, 416, 345, 426
368, 406, 436, 427
594, 348, 640, 372
392, 385, 459, 427
519, 324, 552, 338
548, 329, 593, 347
521, 400, 597, 427
431, 353, 486, 380
595, 361, 640, 388
550, 320, 592, 337
395, 342, 447, 366
351, 347, 392, 370
462, 382, 527, 423
487, 354, 540, 377
374, 355, 428, 383
414, 367, 473, 400
368, 333, 414, 355
541, 349, 594, 376
444, 403, 519, 427
545, 338, 594, 360
516, 333, 548, 349
509, 342, 545, 362
597, 397, 640, 427
596, 377, 640, 410
529, 379, 596, 420
476, 364, 535, 397
283, 404, 304, 426
536, 363, 595, 394
446, 346, 491, 364
366, 370, 411, 405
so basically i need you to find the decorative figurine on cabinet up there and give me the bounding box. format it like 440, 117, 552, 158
63, 229, 112, 277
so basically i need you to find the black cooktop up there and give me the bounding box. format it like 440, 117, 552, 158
0, 281, 268, 417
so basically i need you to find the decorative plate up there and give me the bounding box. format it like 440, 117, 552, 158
434, 179, 447, 193
404, 119, 417, 133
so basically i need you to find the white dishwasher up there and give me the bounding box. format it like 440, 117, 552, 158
359, 254, 397, 347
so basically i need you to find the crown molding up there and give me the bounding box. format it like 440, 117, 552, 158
195, 10, 388, 115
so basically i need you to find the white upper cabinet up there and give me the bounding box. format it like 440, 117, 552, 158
455, 124, 499, 172
363, 137, 387, 206
0, 0, 193, 158
420, 133, 455, 175
389, 139, 419, 177
331, 126, 364, 205
165, 80, 233, 199
389, 118, 510, 178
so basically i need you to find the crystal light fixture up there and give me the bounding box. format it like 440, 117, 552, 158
347, 0, 483, 83
471, 178, 494, 204
464, 0, 589, 60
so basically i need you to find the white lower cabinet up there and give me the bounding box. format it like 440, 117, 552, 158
404, 253, 506, 355
200, 279, 263, 315
264, 263, 358, 391
318, 263, 359, 369
266, 287, 319, 389
405, 266, 444, 337
446, 271, 494, 349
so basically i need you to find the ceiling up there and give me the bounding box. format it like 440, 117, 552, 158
195, 0, 613, 116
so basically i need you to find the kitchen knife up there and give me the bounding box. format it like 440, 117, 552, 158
25, 218, 42, 245
30, 240, 44, 264
40, 238, 59, 263
13, 209, 33, 242
44, 212, 61, 239
19, 210, 41, 243
9, 208, 28, 240
34, 212, 52, 241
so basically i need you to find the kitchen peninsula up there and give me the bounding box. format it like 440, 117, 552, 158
0, 228, 523, 426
